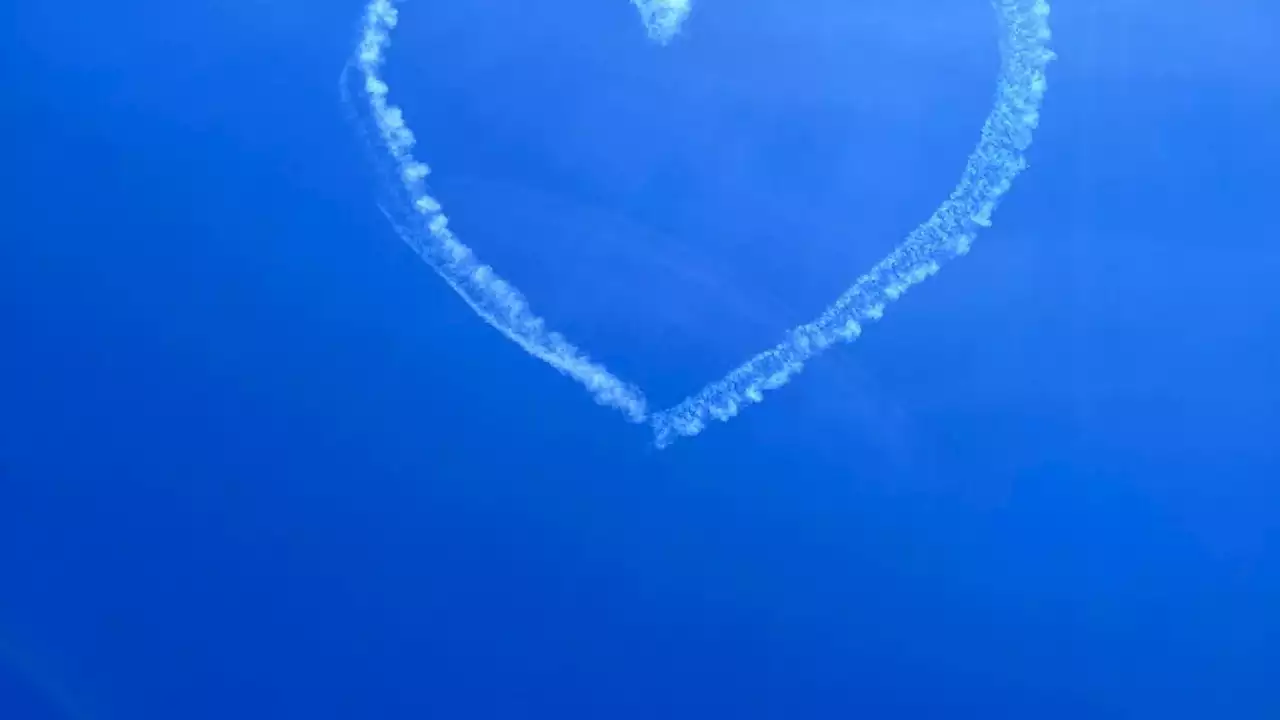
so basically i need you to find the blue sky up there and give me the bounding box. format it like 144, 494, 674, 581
1, 0, 1277, 717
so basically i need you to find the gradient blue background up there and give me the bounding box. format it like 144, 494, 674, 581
2, 0, 1277, 717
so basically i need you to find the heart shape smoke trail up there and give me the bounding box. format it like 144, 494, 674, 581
346, 0, 1054, 448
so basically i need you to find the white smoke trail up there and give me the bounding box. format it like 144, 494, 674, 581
347, 0, 664, 423
649, 0, 1054, 447
344, 0, 1053, 448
